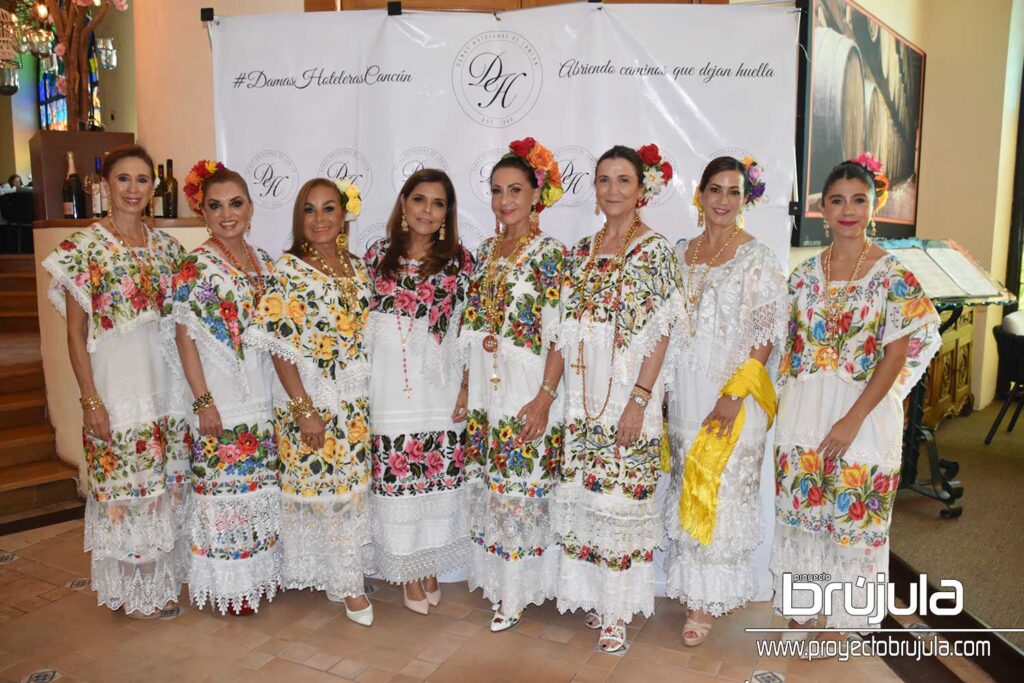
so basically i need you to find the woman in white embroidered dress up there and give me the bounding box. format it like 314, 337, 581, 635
772, 157, 940, 639
664, 156, 787, 646
42, 144, 189, 617
169, 164, 281, 614
458, 138, 566, 632
555, 144, 682, 652
245, 177, 375, 626
364, 169, 474, 614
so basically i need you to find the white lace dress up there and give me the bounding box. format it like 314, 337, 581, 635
42, 224, 190, 614
771, 253, 940, 629
363, 239, 474, 583
663, 239, 787, 616
459, 233, 566, 615
554, 232, 683, 624
244, 253, 374, 600
165, 245, 282, 614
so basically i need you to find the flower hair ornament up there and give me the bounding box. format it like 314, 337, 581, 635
184, 159, 226, 215
849, 152, 890, 212
504, 137, 564, 213
691, 154, 768, 214
333, 176, 362, 221
636, 144, 673, 208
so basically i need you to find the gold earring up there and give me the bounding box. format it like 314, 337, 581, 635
438, 221, 446, 241
736, 213, 745, 231
594, 202, 601, 216
823, 220, 831, 239
336, 232, 349, 254
205, 226, 213, 237
495, 219, 503, 235
401, 214, 409, 232
870, 220, 877, 238
529, 208, 540, 233
697, 207, 704, 228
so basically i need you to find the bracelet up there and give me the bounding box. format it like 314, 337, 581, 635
540, 381, 557, 400
630, 392, 650, 409
192, 392, 215, 414
288, 395, 317, 421
79, 395, 104, 411
634, 382, 653, 396
631, 384, 653, 401
460, 376, 470, 390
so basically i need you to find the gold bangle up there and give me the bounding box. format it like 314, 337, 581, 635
288, 395, 317, 421
540, 381, 557, 400
631, 384, 653, 401
79, 395, 104, 411
192, 392, 215, 415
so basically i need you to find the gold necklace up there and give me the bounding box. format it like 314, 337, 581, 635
107, 217, 158, 308
479, 225, 539, 391
302, 242, 364, 338
681, 226, 743, 336
209, 235, 265, 301
822, 238, 871, 354
574, 213, 641, 424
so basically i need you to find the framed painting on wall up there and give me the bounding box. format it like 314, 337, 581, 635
796, 0, 925, 246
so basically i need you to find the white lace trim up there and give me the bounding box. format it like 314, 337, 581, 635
186, 487, 281, 556
84, 489, 187, 561
467, 480, 556, 552
556, 555, 655, 624
459, 329, 547, 371
881, 315, 943, 401
551, 484, 663, 554
244, 328, 371, 409
770, 523, 890, 629
664, 539, 759, 617
370, 489, 470, 583
467, 543, 559, 615
189, 546, 282, 615
42, 256, 91, 321
91, 541, 188, 615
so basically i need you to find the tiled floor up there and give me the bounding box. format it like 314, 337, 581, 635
0, 520, 937, 682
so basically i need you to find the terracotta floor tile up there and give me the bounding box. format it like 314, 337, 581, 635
397, 658, 438, 679
430, 630, 592, 683
417, 633, 468, 664
609, 658, 723, 683
355, 667, 395, 683
244, 657, 346, 683
514, 618, 548, 638
716, 661, 755, 681
278, 641, 319, 664
652, 647, 692, 669
686, 655, 724, 676
541, 624, 578, 644
305, 651, 343, 671
572, 665, 611, 683
583, 652, 620, 671
328, 658, 369, 679
442, 619, 482, 638
235, 650, 274, 671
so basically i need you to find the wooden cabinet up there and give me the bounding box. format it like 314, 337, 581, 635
920, 308, 974, 428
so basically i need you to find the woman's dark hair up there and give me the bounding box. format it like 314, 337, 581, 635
821, 161, 877, 201
596, 145, 644, 184
6, 174, 21, 186
699, 156, 750, 200
489, 155, 538, 188
379, 169, 460, 280
100, 144, 155, 180
200, 168, 252, 208
286, 178, 347, 257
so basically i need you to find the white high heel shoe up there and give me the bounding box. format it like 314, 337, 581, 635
344, 597, 374, 627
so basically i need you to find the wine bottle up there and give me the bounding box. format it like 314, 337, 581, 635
163, 159, 178, 218
153, 164, 166, 218
62, 152, 86, 219
86, 156, 104, 218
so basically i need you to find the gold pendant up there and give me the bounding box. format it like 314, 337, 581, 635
490, 374, 501, 391
482, 334, 499, 353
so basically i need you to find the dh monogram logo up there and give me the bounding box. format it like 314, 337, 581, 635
318, 148, 374, 199
453, 32, 543, 128
392, 147, 450, 192
554, 146, 597, 208
468, 148, 506, 206
244, 150, 298, 209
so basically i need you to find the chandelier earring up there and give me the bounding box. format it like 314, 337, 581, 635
594, 202, 601, 217
336, 232, 349, 255
205, 225, 213, 237
736, 213, 745, 231
401, 214, 409, 232
870, 219, 877, 238
529, 208, 540, 233
495, 219, 504, 235
823, 220, 831, 240
438, 221, 446, 241
697, 207, 704, 228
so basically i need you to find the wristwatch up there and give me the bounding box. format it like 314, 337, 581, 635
631, 393, 650, 408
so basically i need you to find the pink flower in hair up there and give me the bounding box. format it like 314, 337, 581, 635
851, 152, 883, 174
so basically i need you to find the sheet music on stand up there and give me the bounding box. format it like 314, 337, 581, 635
878, 238, 1016, 307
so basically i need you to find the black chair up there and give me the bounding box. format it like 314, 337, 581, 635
985, 324, 1024, 444
0, 190, 35, 254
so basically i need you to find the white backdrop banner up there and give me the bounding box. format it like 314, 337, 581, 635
212, 3, 798, 262
211, 2, 798, 598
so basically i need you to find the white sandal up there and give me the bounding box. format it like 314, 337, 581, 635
490, 608, 522, 633
584, 610, 602, 630
682, 617, 712, 647
599, 622, 627, 653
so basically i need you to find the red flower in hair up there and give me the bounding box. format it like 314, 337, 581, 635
660, 162, 673, 183
637, 144, 661, 166
509, 138, 536, 158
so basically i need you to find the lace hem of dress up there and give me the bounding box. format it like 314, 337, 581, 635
770, 522, 890, 629
188, 544, 282, 615
186, 487, 281, 553
376, 537, 471, 584
43, 258, 91, 321
165, 303, 250, 398
279, 491, 376, 595
84, 489, 187, 561
467, 541, 559, 615
551, 484, 663, 554
244, 328, 371, 409
370, 489, 470, 575
555, 555, 654, 624
466, 479, 556, 550
91, 540, 188, 615
663, 537, 759, 617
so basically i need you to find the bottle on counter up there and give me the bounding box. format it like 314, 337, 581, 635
152, 164, 166, 218
62, 151, 86, 219
163, 159, 178, 219
85, 156, 105, 218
